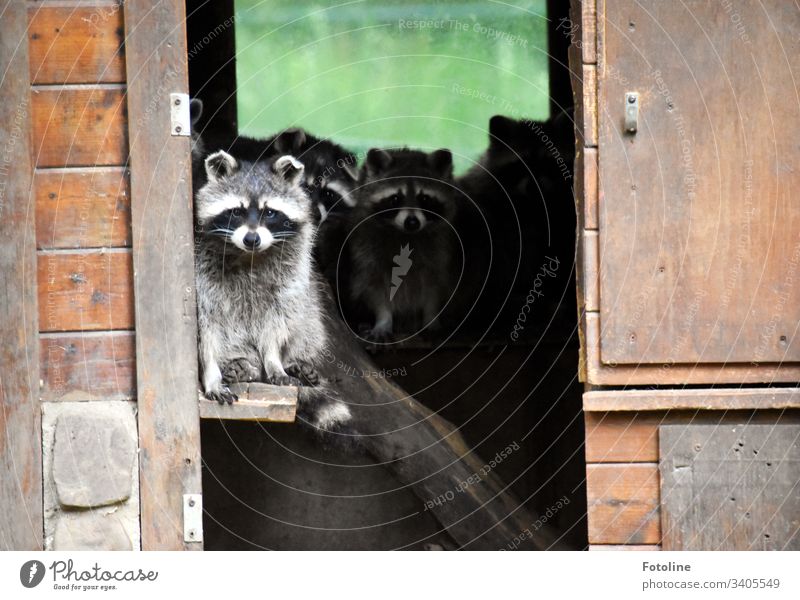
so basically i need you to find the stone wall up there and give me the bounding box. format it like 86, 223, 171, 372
42, 402, 140, 550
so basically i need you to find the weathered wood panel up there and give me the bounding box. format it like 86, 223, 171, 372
37, 250, 134, 332
584, 313, 800, 384
589, 544, 659, 551
199, 383, 297, 422
587, 463, 660, 545
599, 1, 800, 366
583, 147, 598, 229
660, 424, 800, 550
35, 167, 131, 249
581, 0, 596, 64
584, 387, 800, 412
28, 4, 126, 84
40, 331, 135, 401
31, 85, 127, 167
585, 409, 800, 463
0, 0, 43, 550
124, 0, 203, 550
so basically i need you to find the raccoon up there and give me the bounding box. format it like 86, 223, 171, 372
193, 149, 352, 434
455, 111, 576, 333
345, 148, 460, 340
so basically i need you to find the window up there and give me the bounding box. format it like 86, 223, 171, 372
235, 0, 549, 172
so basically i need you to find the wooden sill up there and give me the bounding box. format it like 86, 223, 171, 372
198, 382, 297, 422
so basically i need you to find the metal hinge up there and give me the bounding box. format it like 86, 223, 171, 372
183, 493, 203, 543
624, 92, 639, 134
170, 93, 191, 136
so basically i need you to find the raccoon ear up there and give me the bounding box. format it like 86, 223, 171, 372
205, 150, 238, 182
489, 115, 516, 149
341, 156, 359, 182
365, 148, 393, 176
273, 155, 305, 185
273, 128, 307, 154
428, 149, 453, 178
190, 98, 203, 127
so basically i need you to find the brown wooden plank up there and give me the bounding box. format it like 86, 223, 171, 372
199, 383, 297, 422
581, 0, 597, 64
587, 463, 660, 545
28, 4, 126, 84
584, 312, 800, 384
583, 230, 599, 311
0, 0, 43, 551
40, 331, 135, 401
31, 84, 127, 167
598, 1, 800, 366
583, 147, 598, 229
589, 544, 659, 551
585, 409, 800, 463
660, 424, 800, 550
35, 167, 131, 249
124, 0, 203, 550
584, 387, 800, 412
585, 411, 661, 463
37, 250, 134, 332
581, 64, 597, 147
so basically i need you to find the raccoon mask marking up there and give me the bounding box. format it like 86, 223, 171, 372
196, 151, 310, 254
345, 147, 460, 341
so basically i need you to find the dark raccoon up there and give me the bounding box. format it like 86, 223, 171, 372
342, 147, 461, 341
455, 111, 576, 334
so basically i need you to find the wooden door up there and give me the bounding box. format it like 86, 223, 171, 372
588, 0, 800, 384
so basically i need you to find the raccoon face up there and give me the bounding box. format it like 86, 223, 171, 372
356, 148, 456, 234
195, 151, 311, 253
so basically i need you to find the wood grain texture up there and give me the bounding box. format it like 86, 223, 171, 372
587, 463, 660, 544
28, 4, 126, 84
584, 387, 800, 412
35, 167, 131, 249
124, 0, 203, 550
583, 230, 599, 311
585, 409, 800, 463
40, 331, 135, 401
37, 250, 133, 332
598, 1, 800, 366
581, 65, 597, 147
660, 424, 800, 550
581, 0, 597, 64
199, 383, 297, 422
589, 544, 659, 551
0, 0, 43, 550
31, 85, 127, 167
583, 147, 598, 229
584, 312, 800, 384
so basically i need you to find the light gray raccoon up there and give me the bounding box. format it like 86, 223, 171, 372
194, 149, 352, 434
347, 148, 459, 340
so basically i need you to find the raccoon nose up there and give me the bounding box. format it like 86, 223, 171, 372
243, 231, 260, 249
404, 215, 421, 232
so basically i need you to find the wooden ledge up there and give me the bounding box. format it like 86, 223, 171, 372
198, 382, 297, 422
584, 388, 800, 412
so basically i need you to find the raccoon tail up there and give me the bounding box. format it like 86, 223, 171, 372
295, 382, 359, 450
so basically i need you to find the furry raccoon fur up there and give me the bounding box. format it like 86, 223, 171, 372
344, 147, 460, 340
193, 149, 352, 436
455, 111, 576, 334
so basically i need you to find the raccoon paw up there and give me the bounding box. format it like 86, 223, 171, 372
221, 357, 261, 384
206, 386, 237, 405
265, 373, 303, 387
285, 362, 320, 386
359, 323, 393, 344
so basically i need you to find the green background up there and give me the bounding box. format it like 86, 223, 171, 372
235, 0, 549, 173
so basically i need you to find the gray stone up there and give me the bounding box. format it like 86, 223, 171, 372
52, 413, 136, 508
53, 514, 133, 550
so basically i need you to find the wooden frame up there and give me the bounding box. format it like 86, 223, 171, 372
124, 0, 203, 550
572, 0, 800, 385
0, 1, 43, 550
